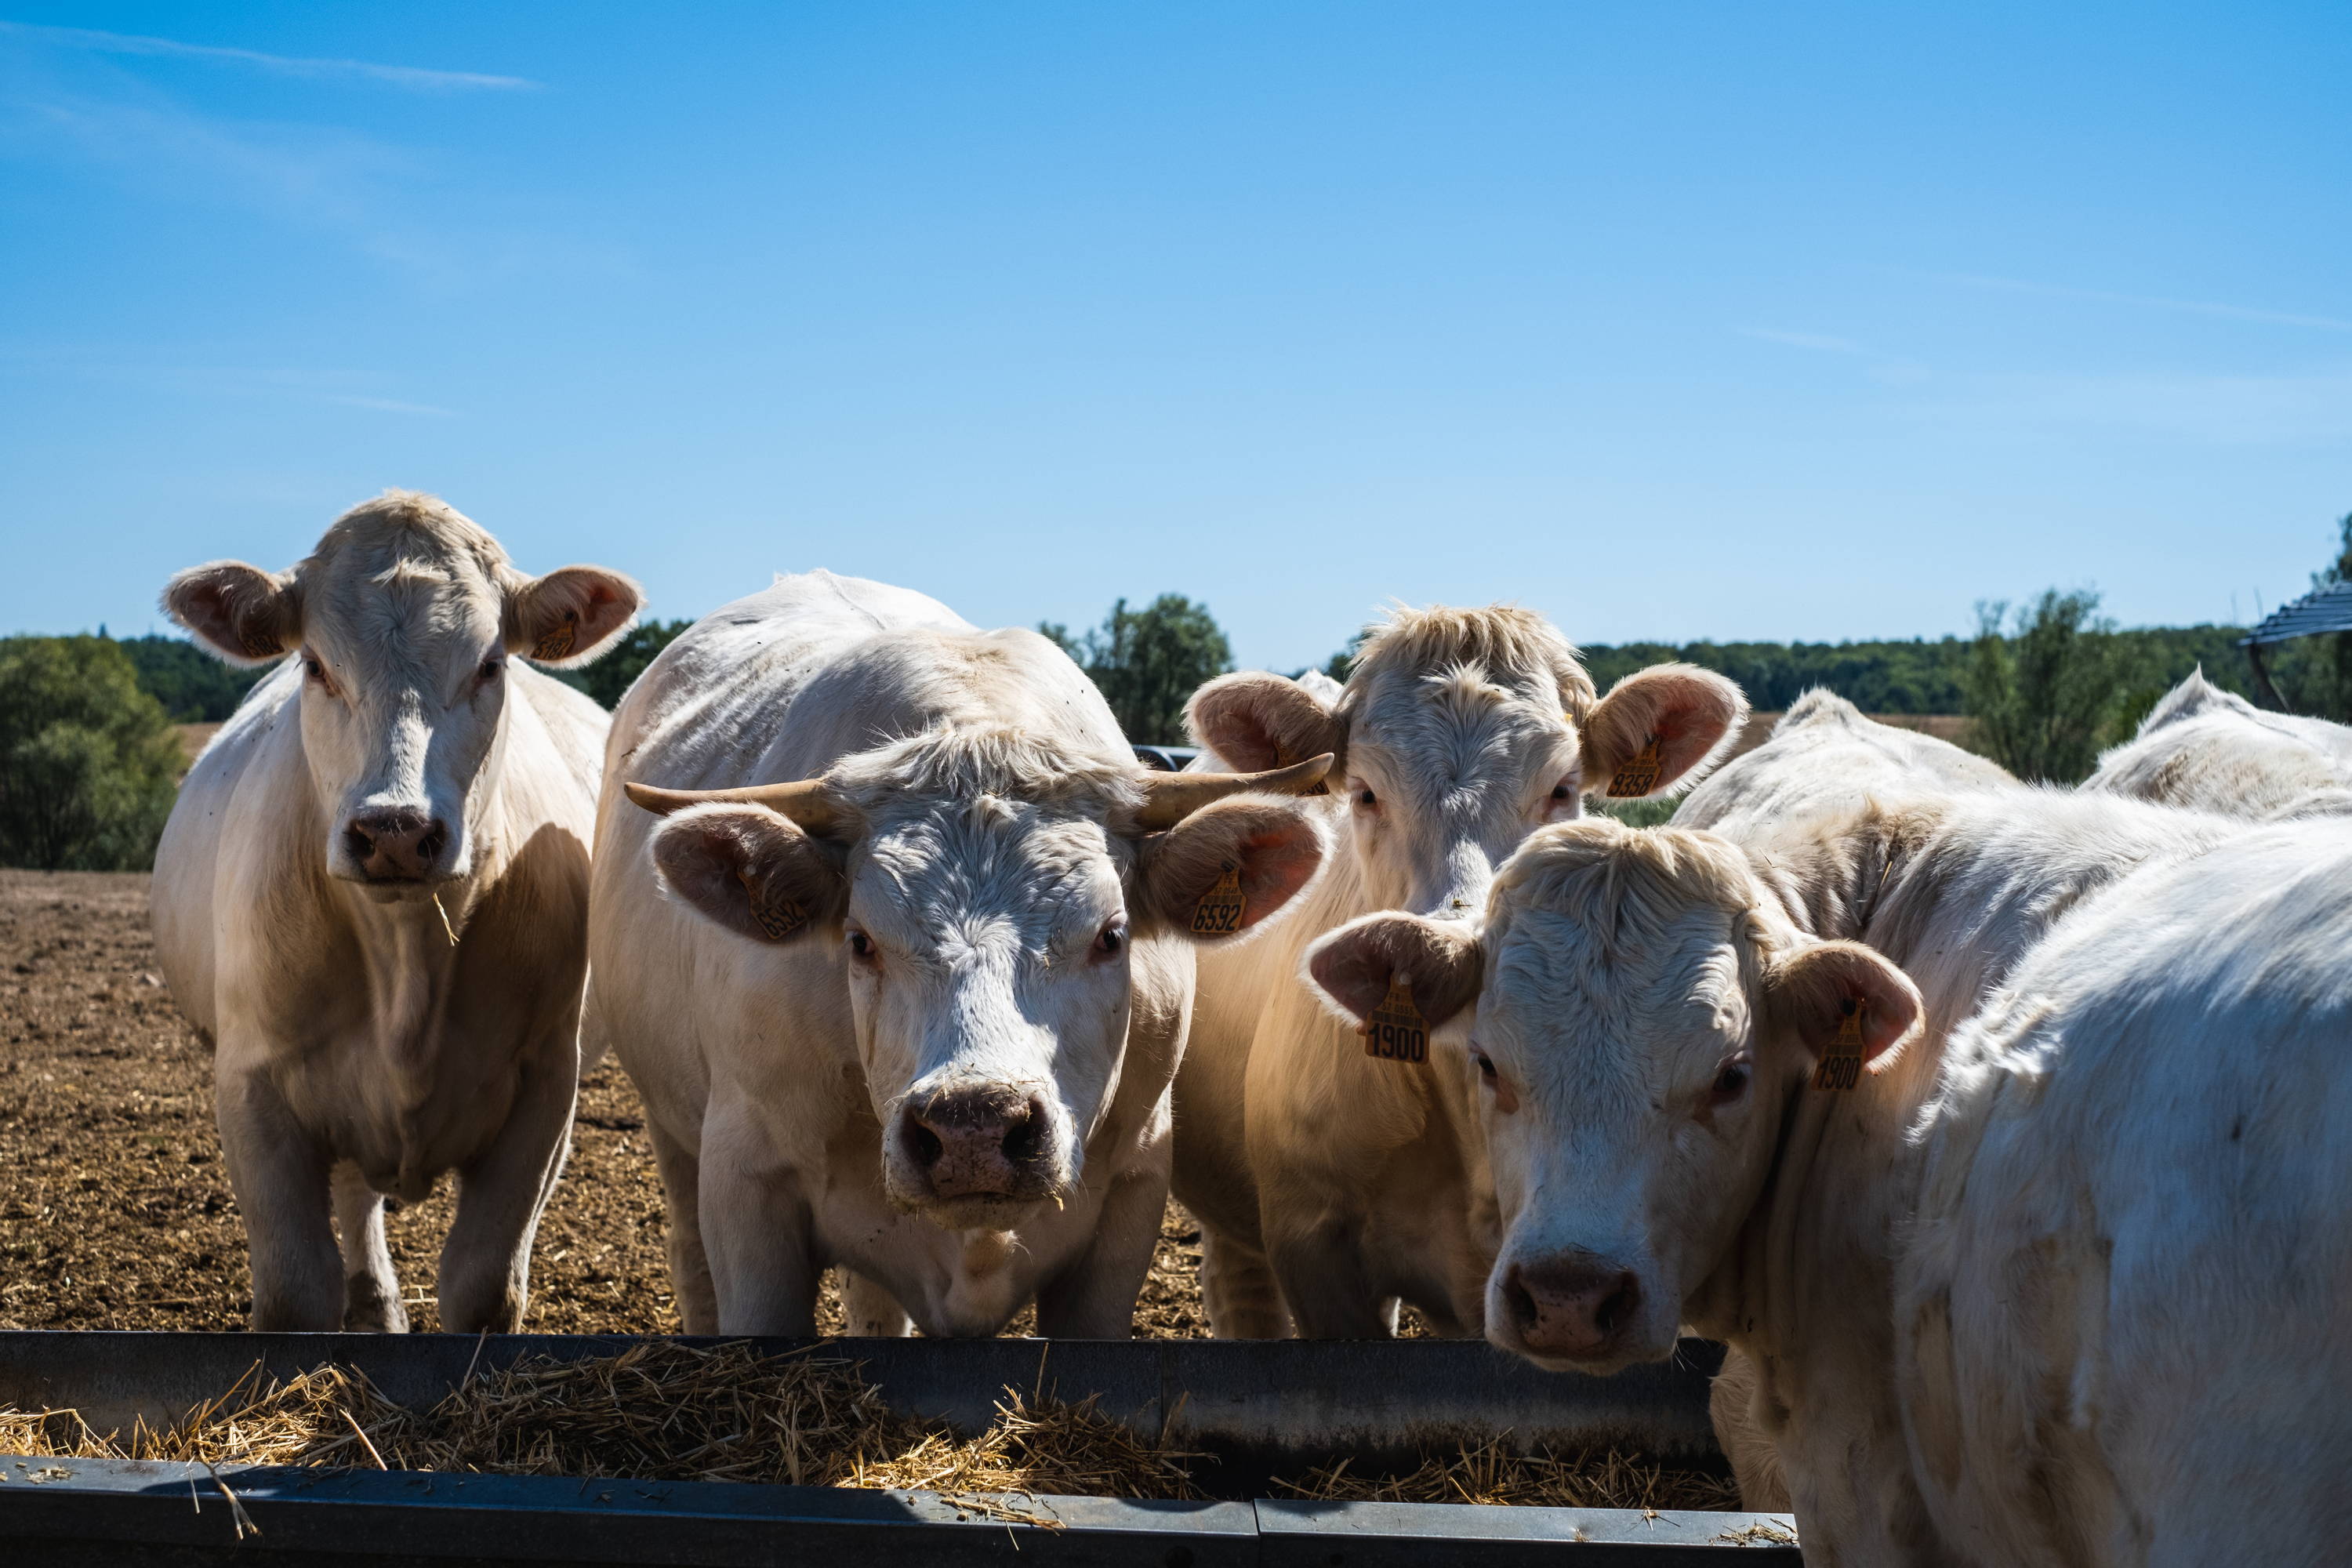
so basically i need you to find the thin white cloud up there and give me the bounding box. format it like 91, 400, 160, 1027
0, 20, 536, 93
1914, 368, 2352, 446
1740, 327, 1868, 356
1927, 270, 2352, 334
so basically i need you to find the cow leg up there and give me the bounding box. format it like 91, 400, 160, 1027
644, 1120, 718, 1333
1034, 1167, 1166, 1339
841, 1271, 913, 1337
1199, 1225, 1290, 1338
699, 1100, 821, 1336
332, 1162, 408, 1332
1261, 1209, 1397, 1338
215, 1054, 342, 1332
436, 1047, 578, 1334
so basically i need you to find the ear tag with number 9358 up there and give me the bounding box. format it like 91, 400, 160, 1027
1607, 735, 1663, 798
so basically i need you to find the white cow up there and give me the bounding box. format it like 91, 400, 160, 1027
586, 571, 1330, 1338
152, 491, 640, 1331
1308, 789, 2255, 1563
2082, 668, 2352, 819
1172, 606, 1745, 1336
1678, 688, 2020, 839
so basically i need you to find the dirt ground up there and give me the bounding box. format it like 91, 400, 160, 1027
0, 869, 1208, 1338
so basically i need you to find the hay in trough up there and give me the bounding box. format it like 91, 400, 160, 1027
0, 1341, 1730, 1512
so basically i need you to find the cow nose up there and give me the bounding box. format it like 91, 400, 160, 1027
1504, 1253, 1642, 1360
343, 809, 448, 881
902, 1088, 1048, 1200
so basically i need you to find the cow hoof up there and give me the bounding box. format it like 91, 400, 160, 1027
343, 1275, 409, 1333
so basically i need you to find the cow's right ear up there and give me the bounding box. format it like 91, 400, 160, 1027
163, 561, 302, 666
1305, 912, 1484, 1033
651, 804, 845, 945
1186, 671, 1346, 780
1765, 939, 1922, 1076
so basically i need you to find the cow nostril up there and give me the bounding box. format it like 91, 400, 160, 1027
1595, 1273, 1640, 1337
1000, 1105, 1043, 1165
418, 826, 446, 865
1504, 1267, 1541, 1337
903, 1118, 943, 1171
344, 824, 376, 862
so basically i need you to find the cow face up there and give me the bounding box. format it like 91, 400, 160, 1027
1307, 821, 1918, 1374
642, 734, 1328, 1231
1189, 608, 1744, 924
165, 492, 638, 898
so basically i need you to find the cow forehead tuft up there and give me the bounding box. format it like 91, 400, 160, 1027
829, 724, 1140, 818
1343, 603, 1596, 719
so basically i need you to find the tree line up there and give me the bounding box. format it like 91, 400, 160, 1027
8, 513, 2349, 868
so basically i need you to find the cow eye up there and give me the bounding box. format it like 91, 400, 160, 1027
847, 930, 877, 964
1550, 782, 1575, 801
1472, 1050, 1497, 1080
479, 657, 504, 682
1092, 923, 1127, 960
1709, 1058, 1752, 1105
1355, 786, 1377, 809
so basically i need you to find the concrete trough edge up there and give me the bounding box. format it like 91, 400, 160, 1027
0, 1454, 1803, 1565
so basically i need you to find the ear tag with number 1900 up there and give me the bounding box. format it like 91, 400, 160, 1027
1362, 974, 1428, 1064
1192, 866, 1247, 935
1811, 998, 1867, 1091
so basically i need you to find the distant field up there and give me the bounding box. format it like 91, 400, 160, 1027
172, 724, 219, 770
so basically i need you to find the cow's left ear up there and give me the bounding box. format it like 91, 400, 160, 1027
1581, 664, 1748, 801
1304, 912, 1483, 1033
1765, 939, 1922, 1076
1140, 797, 1325, 942
506, 566, 642, 667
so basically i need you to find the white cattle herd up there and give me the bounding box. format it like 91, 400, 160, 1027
148, 492, 2346, 1563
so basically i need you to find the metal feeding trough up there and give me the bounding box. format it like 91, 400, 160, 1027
0, 1332, 1800, 1564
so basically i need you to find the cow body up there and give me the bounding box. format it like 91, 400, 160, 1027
151, 492, 639, 1331
587, 571, 1327, 1338
1174, 609, 1744, 1336
2082, 669, 2352, 819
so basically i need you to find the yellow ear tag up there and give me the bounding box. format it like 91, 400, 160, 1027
1361, 973, 1428, 1064
532, 613, 579, 662
1606, 735, 1664, 798
1811, 998, 1867, 1092
1191, 865, 1247, 936
738, 868, 809, 942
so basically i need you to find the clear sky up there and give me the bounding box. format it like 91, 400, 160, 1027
3, 2, 2347, 673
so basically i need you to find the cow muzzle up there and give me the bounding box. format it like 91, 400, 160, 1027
339, 808, 454, 885
895, 1083, 1060, 1218
1494, 1250, 1650, 1368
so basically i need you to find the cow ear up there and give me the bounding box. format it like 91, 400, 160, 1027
1581, 664, 1748, 801
1141, 797, 1326, 942
507, 566, 643, 667
652, 804, 844, 945
1186, 671, 1346, 780
1766, 939, 1922, 1075
163, 561, 302, 666
1304, 912, 1483, 1033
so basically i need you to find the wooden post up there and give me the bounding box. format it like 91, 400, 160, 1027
2245, 641, 2288, 712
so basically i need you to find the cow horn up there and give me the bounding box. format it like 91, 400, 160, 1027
1132, 753, 1335, 830
623, 777, 841, 833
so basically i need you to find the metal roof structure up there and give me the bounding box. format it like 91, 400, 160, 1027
2241, 581, 2352, 646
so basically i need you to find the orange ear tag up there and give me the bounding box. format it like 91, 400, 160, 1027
738, 868, 809, 942
1606, 735, 1664, 798
1361, 974, 1428, 1064
1810, 998, 1867, 1092
532, 613, 579, 662
1191, 865, 1247, 935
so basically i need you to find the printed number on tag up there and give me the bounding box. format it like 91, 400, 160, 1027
533, 614, 579, 662
1810, 999, 1867, 1091
1192, 866, 1247, 936
1607, 736, 1664, 798
1361, 973, 1428, 1064
739, 870, 809, 942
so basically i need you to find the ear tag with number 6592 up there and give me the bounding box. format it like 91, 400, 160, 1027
1192, 865, 1247, 935
1362, 974, 1428, 1065
1811, 998, 1867, 1092
738, 868, 808, 942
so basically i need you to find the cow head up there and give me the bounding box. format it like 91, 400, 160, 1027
634, 725, 1330, 1231
1305, 818, 1919, 1374
1188, 607, 1744, 924
165, 492, 639, 898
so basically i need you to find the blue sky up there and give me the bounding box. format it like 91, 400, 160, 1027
2, 2, 2347, 672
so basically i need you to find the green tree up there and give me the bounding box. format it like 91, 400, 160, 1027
117, 633, 269, 722
1962, 590, 2122, 783
2266, 510, 2352, 720
1040, 595, 1235, 743
554, 618, 693, 710
0, 636, 185, 869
